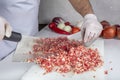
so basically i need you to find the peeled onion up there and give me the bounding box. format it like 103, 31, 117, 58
63, 25, 72, 32
57, 23, 65, 30
102, 26, 116, 39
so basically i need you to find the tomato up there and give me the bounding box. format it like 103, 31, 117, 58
71, 27, 80, 34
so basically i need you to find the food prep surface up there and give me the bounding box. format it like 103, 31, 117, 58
0, 26, 120, 80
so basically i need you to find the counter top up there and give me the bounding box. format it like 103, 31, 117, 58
0, 26, 120, 80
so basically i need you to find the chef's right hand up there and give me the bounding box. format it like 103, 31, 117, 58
0, 17, 12, 41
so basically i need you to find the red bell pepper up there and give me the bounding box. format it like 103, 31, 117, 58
48, 22, 71, 35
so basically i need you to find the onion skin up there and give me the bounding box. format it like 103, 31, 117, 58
102, 26, 116, 39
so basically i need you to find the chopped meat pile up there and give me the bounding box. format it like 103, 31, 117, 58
28, 37, 103, 74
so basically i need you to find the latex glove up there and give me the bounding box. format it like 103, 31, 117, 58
77, 14, 103, 45
0, 17, 12, 41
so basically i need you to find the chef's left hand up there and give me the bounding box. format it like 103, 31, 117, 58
0, 17, 12, 41
78, 14, 103, 43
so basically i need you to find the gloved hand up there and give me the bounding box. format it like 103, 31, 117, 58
0, 17, 12, 41
77, 14, 103, 45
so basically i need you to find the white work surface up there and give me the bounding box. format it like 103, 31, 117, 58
0, 26, 120, 80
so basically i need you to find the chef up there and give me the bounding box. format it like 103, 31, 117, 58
0, 0, 103, 60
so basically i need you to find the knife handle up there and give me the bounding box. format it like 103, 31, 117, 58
3, 31, 22, 42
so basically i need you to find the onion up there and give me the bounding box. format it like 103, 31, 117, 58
52, 17, 65, 25
29, 37, 103, 74
114, 24, 120, 39
57, 23, 65, 30
63, 25, 72, 32
101, 20, 110, 28
102, 26, 116, 39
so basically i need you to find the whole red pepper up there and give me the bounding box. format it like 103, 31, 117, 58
48, 22, 71, 35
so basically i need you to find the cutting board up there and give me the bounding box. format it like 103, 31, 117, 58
21, 26, 104, 80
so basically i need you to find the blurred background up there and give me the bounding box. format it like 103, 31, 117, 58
38, 0, 120, 25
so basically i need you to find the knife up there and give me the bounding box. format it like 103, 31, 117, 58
4, 31, 41, 62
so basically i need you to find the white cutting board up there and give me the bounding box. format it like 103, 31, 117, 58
21, 26, 104, 80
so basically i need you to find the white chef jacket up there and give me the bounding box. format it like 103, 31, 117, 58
0, 0, 40, 60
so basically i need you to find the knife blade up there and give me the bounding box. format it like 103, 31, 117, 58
3, 31, 41, 62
